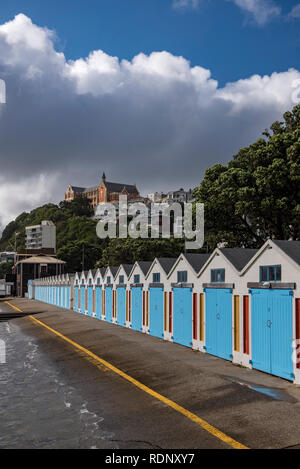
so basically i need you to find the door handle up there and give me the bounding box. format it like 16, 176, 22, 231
266, 319, 272, 328
216, 313, 220, 320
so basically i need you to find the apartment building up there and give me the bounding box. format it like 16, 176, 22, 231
26, 220, 56, 252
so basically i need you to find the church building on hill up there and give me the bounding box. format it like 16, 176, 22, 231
65, 173, 141, 208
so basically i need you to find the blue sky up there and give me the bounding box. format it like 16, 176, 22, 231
0, 0, 300, 86
0, 1, 300, 227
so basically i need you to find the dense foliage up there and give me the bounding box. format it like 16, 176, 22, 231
96, 238, 185, 267
193, 105, 300, 249
0, 198, 102, 273
0, 198, 185, 272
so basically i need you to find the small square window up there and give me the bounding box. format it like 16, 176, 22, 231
153, 273, 160, 283
177, 271, 187, 283
260, 265, 281, 282
211, 269, 225, 283
107, 276, 111, 284
134, 274, 140, 284
119, 275, 124, 284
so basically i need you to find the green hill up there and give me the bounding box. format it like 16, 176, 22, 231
0, 198, 185, 273
0, 198, 102, 273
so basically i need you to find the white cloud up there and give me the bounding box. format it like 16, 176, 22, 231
230, 0, 281, 25
0, 14, 299, 232
288, 3, 300, 18
0, 173, 59, 228
172, 0, 200, 10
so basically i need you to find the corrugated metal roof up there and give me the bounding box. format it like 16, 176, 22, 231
220, 248, 258, 271
272, 240, 300, 266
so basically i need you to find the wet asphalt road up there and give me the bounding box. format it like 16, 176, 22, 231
1, 299, 300, 449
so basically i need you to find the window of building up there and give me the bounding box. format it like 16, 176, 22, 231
211, 269, 225, 283
260, 265, 281, 282
119, 275, 124, 284
134, 274, 140, 284
81, 279, 84, 284
153, 273, 160, 283
107, 276, 111, 284
76, 280, 78, 285
177, 271, 187, 283
97, 277, 101, 285
89, 279, 92, 285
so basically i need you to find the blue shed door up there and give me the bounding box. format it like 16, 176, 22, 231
95, 287, 102, 319
80, 286, 85, 314
87, 287, 93, 316
131, 287, 143, 332
251, 289, 293, 381
66, 287, 70, 309
60, 287, 65, 308
149, 287, 164, 339
205, 288, 233, 361
117, 288, 126, 327
173, 287, 193, 348
75, 287, 79, 312
105, 287, 113, 322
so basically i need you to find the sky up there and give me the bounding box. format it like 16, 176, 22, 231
0, 0, 300, 230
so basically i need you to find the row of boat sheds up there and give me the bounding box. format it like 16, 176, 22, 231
29, 239, 300, 384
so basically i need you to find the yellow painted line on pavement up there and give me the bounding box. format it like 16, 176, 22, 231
6, 301, 249, 450
5, 301, 23, 312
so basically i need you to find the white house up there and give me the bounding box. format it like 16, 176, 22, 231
240, 240, 300, 383
128, 261, 152, 332
102, 266, 119, 323
197, 248, 258, 365
114, 264, 134, 327
145, 258, 177, 340
167, 253, 210, 348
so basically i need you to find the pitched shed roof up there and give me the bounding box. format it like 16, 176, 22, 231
157, 258, 177, 275
108, 266, 119, 278
185, 253, 211, 274
220, 248, 258, 271
99, 267, 106, 278
272, 240, 300, 266
120, 264, 134, 276
137, 261, 153, 276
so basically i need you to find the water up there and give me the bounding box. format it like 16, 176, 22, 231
225, 376, 296, 403
0, 320, 117, 449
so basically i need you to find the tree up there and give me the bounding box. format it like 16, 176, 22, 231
193, 105, 300, 249
57, 240, 103, 273
0, 198, 101, 271
96, 238, 185, 267
0, 262, 14, 279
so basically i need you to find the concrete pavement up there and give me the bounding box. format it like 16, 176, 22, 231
2, 297, 300, 449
